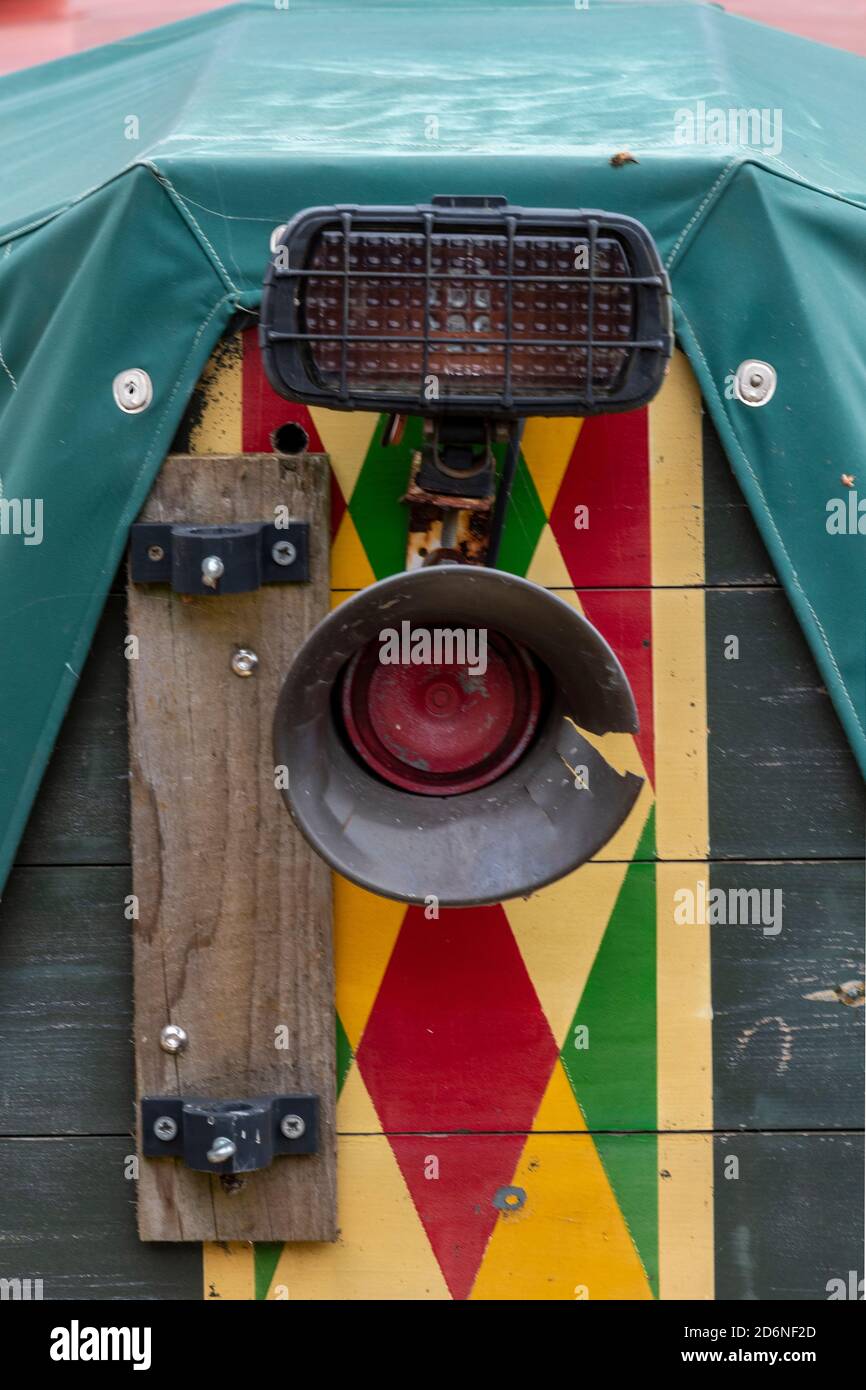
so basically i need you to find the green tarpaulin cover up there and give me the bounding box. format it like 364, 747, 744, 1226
1, 0, 864, 892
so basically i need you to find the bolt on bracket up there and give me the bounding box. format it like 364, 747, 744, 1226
141, 1094, 319, 1173
130, 521, 309, 595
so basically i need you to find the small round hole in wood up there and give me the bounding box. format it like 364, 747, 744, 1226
272, 422, 309, 456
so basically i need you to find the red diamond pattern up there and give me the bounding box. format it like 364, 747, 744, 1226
389, 1134, 528, 1300
579, 587, 655, 787
357, 904, 558, 1296
549, 408, 651, 588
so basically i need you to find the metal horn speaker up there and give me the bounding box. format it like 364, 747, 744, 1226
274, 566, 642, 906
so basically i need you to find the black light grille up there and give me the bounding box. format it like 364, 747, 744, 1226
260, 200, 672, 417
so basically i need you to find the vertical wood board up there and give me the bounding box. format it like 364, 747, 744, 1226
128, 453, 334, 1241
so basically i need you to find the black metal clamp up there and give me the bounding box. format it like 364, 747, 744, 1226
416, 417, 499, 500
130, 521, 309, 595
141, 1094, 319, 1174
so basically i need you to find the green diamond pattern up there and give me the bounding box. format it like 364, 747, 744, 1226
493, 446, 547, 577
336, 1009, 353, 1098
560, 806, 658, 1296
346, 414, 426, 578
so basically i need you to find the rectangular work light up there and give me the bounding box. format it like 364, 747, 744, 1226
260, 197, 672, 418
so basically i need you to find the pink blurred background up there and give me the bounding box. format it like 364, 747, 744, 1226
0, 0, 863, 73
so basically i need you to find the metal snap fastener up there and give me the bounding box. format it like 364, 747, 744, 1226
734, 359, 777, 407
113, 368, 153, 413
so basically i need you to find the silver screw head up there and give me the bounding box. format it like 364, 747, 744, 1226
207, 1136, 237, 1165
734, 359, 777, 407
113, 368, 153, 413
280, 1113, 306, 1140
159, 1023, 188, 1054
271, 539, 297, 567
153, 1115, 178, 1142
231, 648, 258, 677
201, 554, 225, 588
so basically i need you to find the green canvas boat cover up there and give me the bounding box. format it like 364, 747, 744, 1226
1, 0, 864, 891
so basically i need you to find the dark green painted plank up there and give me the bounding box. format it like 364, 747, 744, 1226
2, 1131, 857, 1301
0, 868, 357, 1137
707, 588, 865, 859
18, 487, 861, 873
0, 866, 132, 1136
703, 413, 776, 587
714, 1132, 864, 1301
25, 586, 862, 870
3, 854, 856, 1139
15, 595, 130, 867
3, 857, 856, 1140
0, 1137, 201, 1300
710, 861, 864, 1131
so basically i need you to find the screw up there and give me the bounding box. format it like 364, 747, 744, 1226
153, 1115, 178, 1142
207, 1136, 237, 1165
280, 1113, 306, 1140
113, 368, 153, 413
201, 554, 225, 589
159, 1023, 188, 1054
231, 648, 258, 677
272, 539, 297, 567
147, 544, 165, 562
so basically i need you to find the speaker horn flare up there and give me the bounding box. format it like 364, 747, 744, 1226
274, 566, 643, 906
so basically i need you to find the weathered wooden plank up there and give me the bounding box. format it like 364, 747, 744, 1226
245, 1132, 863, 1301
0, 1138, 201, 1299
714, 1132, 864, 1301
1, 858, 858, 1140
702, 413, 776, 587
128, 453, 335, 1242
1, 1129, 855, 1302
709, 860, 864, 1130
24, 585, 862, 869
15, 595, 129, 867
707, 587, 865, 858
0, 866, 132, 1136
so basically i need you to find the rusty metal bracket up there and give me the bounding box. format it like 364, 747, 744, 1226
402, 448, 495, 569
